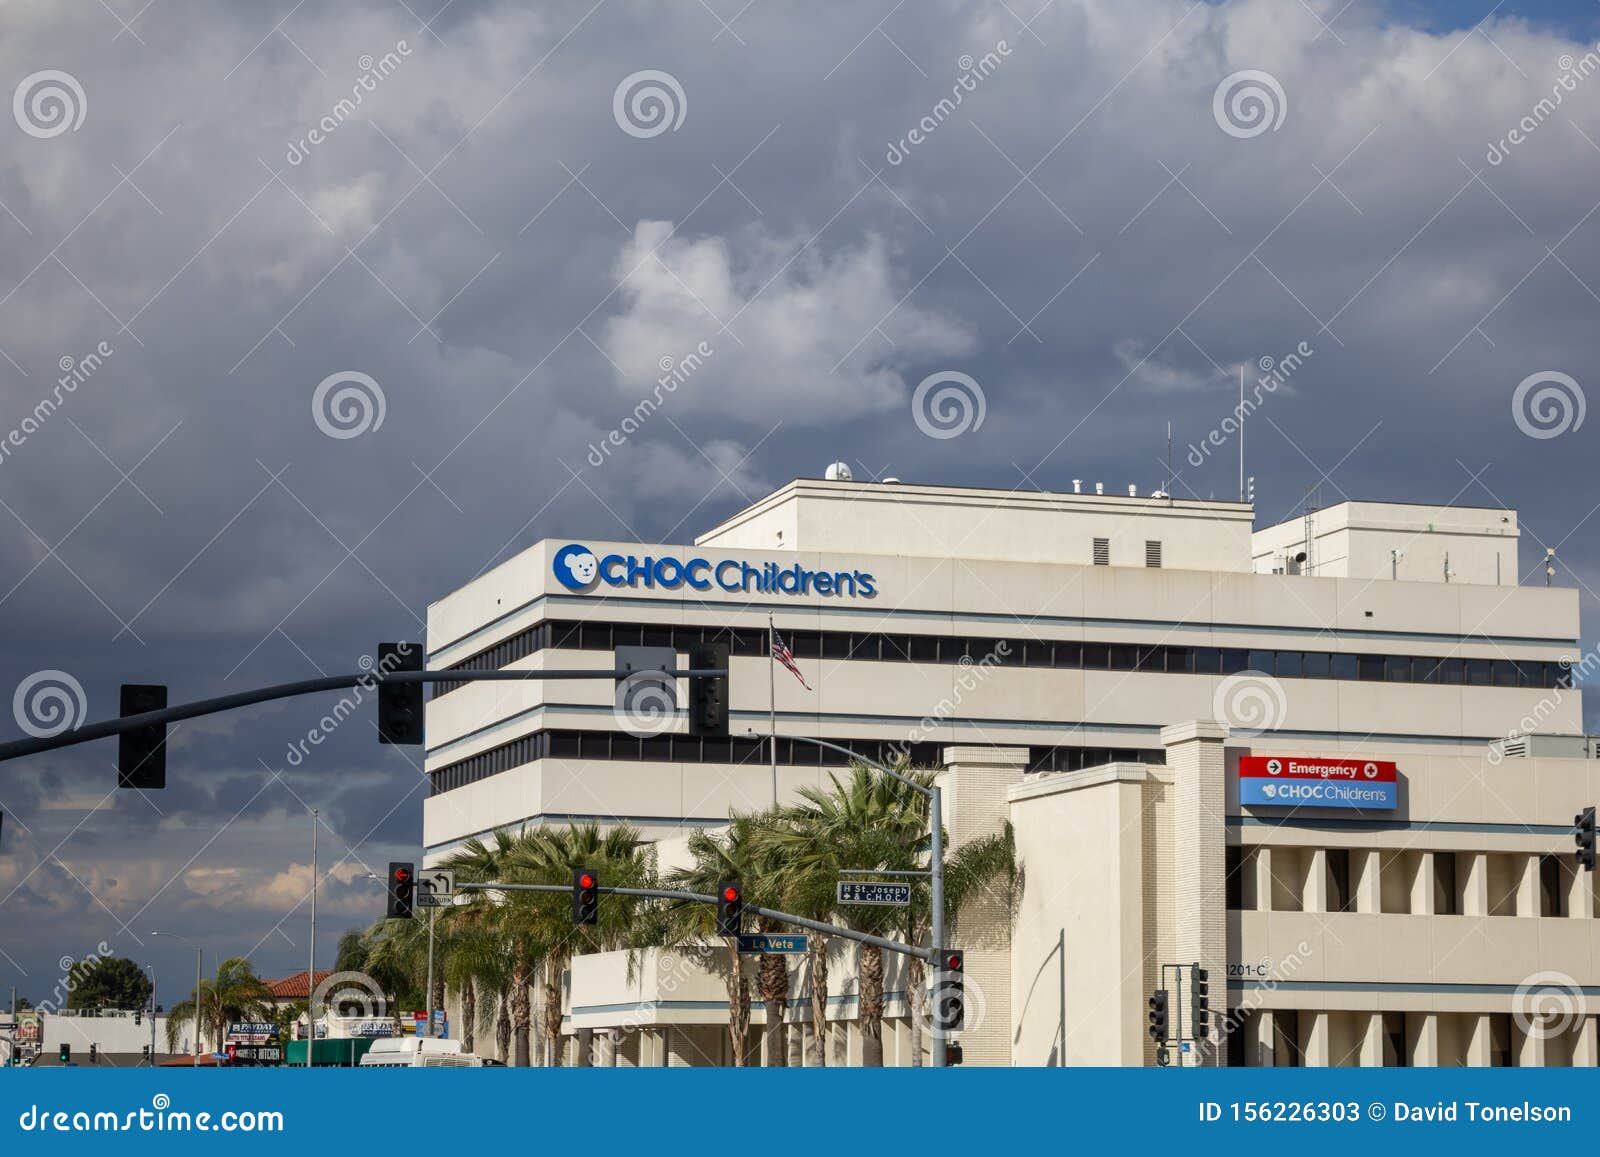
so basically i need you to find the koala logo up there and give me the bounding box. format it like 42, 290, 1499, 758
553, 543, 601, 592
1265, 758, 1283, 776
1261, 782, 1278, 799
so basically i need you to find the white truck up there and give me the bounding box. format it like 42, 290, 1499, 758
357, 1037, 493, 1068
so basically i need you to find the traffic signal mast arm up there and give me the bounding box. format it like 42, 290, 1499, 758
0, 666, 728, 765
455, 881, 939, 962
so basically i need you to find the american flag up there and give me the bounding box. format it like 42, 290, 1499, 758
771, 628, 811, 689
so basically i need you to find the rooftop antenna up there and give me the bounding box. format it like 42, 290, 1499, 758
1238, 363, 1246, 503
1165, 420, 1173, 500
1546, 547, 1556, 587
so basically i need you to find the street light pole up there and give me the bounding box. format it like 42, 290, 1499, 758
423, 902, 436, 1039
308, 807, 317, 1068
151, 931, 204, 1067
750, 731, 949, 1068
143, 965, 156, 1064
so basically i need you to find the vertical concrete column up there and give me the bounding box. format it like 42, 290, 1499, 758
1573, 1018, 1598, 1066
1302, 848, 1329, 913
1358, 1012, 1385, 1066
1302, 1012, 1331, 1067
1409, 852, 1435, 915
1515, 1021, 1546, 1067
1159, 721, 1229, 1066
1463, 852, 1490, 917
1252, 846, 1274, 912
1248, 1010, 1275, 1067
1465, 1014, 1493, 1066
576, 1026, 593, 1066
1514, 854, 1541, 917
1408, 1013, 1439, 1066
939, 744, 1029, 1068
637, 1028, 665, 1067
1353, 850, 1382, 914
1565, 862, 1594, 919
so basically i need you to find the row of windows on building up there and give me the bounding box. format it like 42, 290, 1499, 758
432, 617, 1571, 699
427, 728, 1165, 796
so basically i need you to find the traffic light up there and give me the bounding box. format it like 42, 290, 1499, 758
134, 1008, 141, 1027
58, 1042, 70, 1064
573, 867, 599, 925
1576, 806, 1596, 872
88, 1043, 97, 1064
715, 879, 743, 936
1191, 966, 1210, 1039
386, 861, 415, 919
686, 642, 729, 737
931, 947, 965, 1035
118, 683, 167, 789
945, 1041, 964, 1066
377, 643, 424, 745
1148, 989, 1169, 1043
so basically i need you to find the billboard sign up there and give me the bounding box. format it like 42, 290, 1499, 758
1239, 756, 1398, 811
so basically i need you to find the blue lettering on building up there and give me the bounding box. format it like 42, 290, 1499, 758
554, 544, 876, 599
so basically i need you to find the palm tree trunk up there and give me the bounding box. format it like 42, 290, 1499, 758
759, 952, 788, 1065
461, 978, 476, 1054
807, 938, 828, 1066
724, 937, 750, 1066
859, 944, 884, 1067
431, 976, 445, 1022
510, 960, 532, 1067
495, 990, 511, 1062
906, 955, 926, 1067
543, 953, 566, 1067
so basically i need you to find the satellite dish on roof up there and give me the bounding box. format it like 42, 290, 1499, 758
824, 461, 853, 481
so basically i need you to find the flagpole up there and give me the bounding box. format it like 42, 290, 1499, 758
768, 614, 778, 807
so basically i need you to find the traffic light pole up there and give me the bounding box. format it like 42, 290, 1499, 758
0, 668, 727, 765
457, 882, 934, 962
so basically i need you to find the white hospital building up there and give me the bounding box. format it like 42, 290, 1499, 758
423, 476, 1598, 1067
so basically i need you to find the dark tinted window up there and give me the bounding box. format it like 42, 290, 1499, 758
1192, 648, 1221, 674
1466, 659, 1492, 685
1491, 660, 1518, 687
1165, 647, 1192, 673
908, 634, 939, 662
1221, 649, 1249, 675
1108, 645, 1137, 671
1082, 643, 1109, 669
1277, 652, 1302, 678
1358, 655, 1385, 681
1302, 652, 1329, 678
1386, 656, 1411, 683
1248, 650, 1275, 675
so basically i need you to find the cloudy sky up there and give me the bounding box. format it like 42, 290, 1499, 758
1, 0, 1598, 1005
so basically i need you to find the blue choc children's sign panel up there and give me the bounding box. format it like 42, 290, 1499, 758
1239, 756, 1398, 811
552, 543, 877, 599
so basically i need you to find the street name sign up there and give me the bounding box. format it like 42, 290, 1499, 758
736, 933, 809, 954
836, 881, 912, 906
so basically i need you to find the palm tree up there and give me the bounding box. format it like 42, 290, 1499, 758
164, 957, 274, 1054
774, 761, 1015, 1066
506, 822, 652, 1067
664, 812, 788, 1066
440, 830, 542, 1066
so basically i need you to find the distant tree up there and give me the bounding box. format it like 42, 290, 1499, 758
65, 957, 154, 1012
13, 995, 34, 1011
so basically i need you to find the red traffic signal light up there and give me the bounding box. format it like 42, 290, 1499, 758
386, 862, 415, 919
573, 867, 599, 925
716, 879, 743, 936
944, 951, 964, 971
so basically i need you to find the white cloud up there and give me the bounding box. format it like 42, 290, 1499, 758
601, 220, 978, 425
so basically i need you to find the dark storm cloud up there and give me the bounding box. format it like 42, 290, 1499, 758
1, 0, 1598, 997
